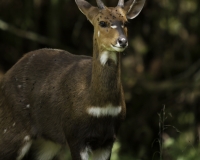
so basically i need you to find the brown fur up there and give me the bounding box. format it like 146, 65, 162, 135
0, 0, 145, 159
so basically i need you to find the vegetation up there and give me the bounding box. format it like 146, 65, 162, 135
0, 0, 200, 159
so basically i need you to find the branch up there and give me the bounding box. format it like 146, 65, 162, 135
0, 19, 61, 46
174, 59, 200, 81
139, 80, 200, 91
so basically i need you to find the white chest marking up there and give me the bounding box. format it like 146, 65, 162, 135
100, 51, 117, 66
87, 105, 122, 117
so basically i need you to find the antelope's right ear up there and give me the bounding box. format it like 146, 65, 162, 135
124, 0, 146, 19
75, 0, 99, 24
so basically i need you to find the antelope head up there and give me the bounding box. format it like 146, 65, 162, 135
75, 0, 145, 55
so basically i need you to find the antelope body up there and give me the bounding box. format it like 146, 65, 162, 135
0, 0, 145, 159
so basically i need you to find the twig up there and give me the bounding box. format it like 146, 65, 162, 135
158, 105, 166, 160
154, 105, 181, 160
139, 80, 200, 92
0, 19, 61, 46
174, 59, 200, 81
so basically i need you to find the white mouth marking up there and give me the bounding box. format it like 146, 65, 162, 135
87, 105, 122, 117
116, 41, 121, 48
111, 44, 127, 52
98, 31, 100, 37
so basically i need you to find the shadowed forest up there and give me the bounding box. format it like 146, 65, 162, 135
0, 0, 200, 159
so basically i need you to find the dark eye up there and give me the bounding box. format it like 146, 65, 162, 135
99, 21, 107, 28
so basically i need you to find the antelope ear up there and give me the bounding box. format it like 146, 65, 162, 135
124, 0, 145, 19
75, 0, 99, 24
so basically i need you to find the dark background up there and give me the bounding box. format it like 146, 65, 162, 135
0, 0, 200, 159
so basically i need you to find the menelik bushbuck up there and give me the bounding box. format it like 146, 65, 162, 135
0, 0, 145, 159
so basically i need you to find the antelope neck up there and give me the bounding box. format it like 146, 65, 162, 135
89, 40, 122, 106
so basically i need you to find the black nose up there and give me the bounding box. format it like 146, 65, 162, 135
118, 37, 128, 48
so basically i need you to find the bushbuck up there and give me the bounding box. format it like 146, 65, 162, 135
0, 0, 145, 159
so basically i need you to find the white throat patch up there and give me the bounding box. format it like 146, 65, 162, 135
100, 51, 117, 66
87, 105, 122, 117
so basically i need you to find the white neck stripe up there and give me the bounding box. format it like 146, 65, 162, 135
87, 105, 122, 117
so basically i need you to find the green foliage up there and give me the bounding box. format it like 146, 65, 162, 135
162, 131, 200, 160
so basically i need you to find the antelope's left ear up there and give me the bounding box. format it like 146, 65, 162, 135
124, 0, 146, 19
75, 0, 99, 24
